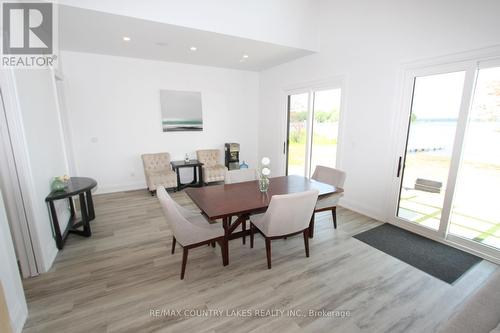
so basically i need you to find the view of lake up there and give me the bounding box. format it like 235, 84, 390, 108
407, 120, 500, 165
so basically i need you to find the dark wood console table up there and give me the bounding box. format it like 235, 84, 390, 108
170, 160, 204, 191
45, 177, 98, 249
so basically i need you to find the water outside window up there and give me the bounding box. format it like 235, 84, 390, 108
397, 71, 465, 230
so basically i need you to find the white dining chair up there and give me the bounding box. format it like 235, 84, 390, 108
156, 186, 226, 279
311, 165, 346, 230
249, 189, 319, 269
224, 169, 258, 184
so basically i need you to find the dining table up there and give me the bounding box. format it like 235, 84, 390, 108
185, 175, 343, 265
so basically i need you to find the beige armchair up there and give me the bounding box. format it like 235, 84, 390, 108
156, 186, 226, 279
141, 153, 177, 195
196, 149, 227, 184
311, 165, 346, 230
250, 190, 319, 269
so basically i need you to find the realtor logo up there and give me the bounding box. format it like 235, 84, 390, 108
1, 1, 57, 67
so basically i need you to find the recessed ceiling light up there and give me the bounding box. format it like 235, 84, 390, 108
122, 36, 131, 42
243, 54, 249, 58
190, 46, 197, 51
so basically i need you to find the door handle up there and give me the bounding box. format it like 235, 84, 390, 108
397, 156, 403, 177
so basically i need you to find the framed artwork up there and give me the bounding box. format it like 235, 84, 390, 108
160, 90, 203, 132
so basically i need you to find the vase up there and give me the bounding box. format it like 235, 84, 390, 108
259, 176, 269, 193
51, 178, 68, 192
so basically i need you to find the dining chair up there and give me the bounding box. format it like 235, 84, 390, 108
250, 189, 319, 269
311, 165, 346, 230
224, 169, 258, 244
156, 186, 227, 279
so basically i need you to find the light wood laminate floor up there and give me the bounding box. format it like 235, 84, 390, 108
22, 189, 499, 333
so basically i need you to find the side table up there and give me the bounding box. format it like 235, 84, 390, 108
170, 160, 204, 191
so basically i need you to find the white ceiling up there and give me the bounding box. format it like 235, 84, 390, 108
58, 5, 314, 71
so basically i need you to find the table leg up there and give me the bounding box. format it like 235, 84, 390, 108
49, 201, 64, 250
79, 193, 91, 237
69, 197, 76, 219
86, 190, 95, 221
192, 166, 197, 184
222, 217, 229, 265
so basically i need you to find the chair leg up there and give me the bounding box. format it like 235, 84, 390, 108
332, 207, 337, 229
265, 238, 272, 269
303, 229, 310, 257
171, 236, 176, 254
242, 219, 246, 245
309, 213, 315, 238
181, 247, 188, 280
211, 241, 216, 248
250, 223, 255, 248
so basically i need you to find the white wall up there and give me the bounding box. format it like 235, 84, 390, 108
56, 0, 319, 51
0, 192, 28, 333
14, 69, 70, 271
60, 51, 259, 193
258, 0, 500, 220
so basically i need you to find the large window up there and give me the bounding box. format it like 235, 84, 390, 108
286, 88, 342, 177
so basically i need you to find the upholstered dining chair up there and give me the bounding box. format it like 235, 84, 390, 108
311, 165, 346, 229
250, 190, 319, 269
156, 186, 226, 279
224, 169, 258, 244
196, 149, 228, 184
141, 153, 177, 195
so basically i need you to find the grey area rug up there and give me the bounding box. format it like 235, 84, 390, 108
353, 223, 481, 284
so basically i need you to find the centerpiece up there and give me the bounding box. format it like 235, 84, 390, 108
259, 157, 271, 193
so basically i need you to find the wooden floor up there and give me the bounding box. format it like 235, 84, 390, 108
22, 189, 499, 333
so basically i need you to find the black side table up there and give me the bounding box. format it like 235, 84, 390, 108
170, 160, 204, 191
45, 177, 98, 250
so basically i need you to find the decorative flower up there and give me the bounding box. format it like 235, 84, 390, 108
261, 157, 270, 166
261, 167, 271, 176
57, 175, 70, 182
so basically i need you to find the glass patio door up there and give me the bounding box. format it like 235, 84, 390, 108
448, 66, 500, 250
392, 59, 500, 259
286, 89, 341, 177
396, 71, 466, 230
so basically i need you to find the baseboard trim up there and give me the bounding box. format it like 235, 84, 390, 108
339, 198, 387, 222
94, 182, 146, 195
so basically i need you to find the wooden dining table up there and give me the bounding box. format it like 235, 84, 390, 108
185, 175, 343, 265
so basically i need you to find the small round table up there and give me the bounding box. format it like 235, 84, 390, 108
45, 177, 98, 249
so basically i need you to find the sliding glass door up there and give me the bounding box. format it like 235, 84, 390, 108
286, 93, 309, 176
286, 88, 342, 177
449, 66, 500, 250
392, 60, 500, 259
396, 71, 466, 230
